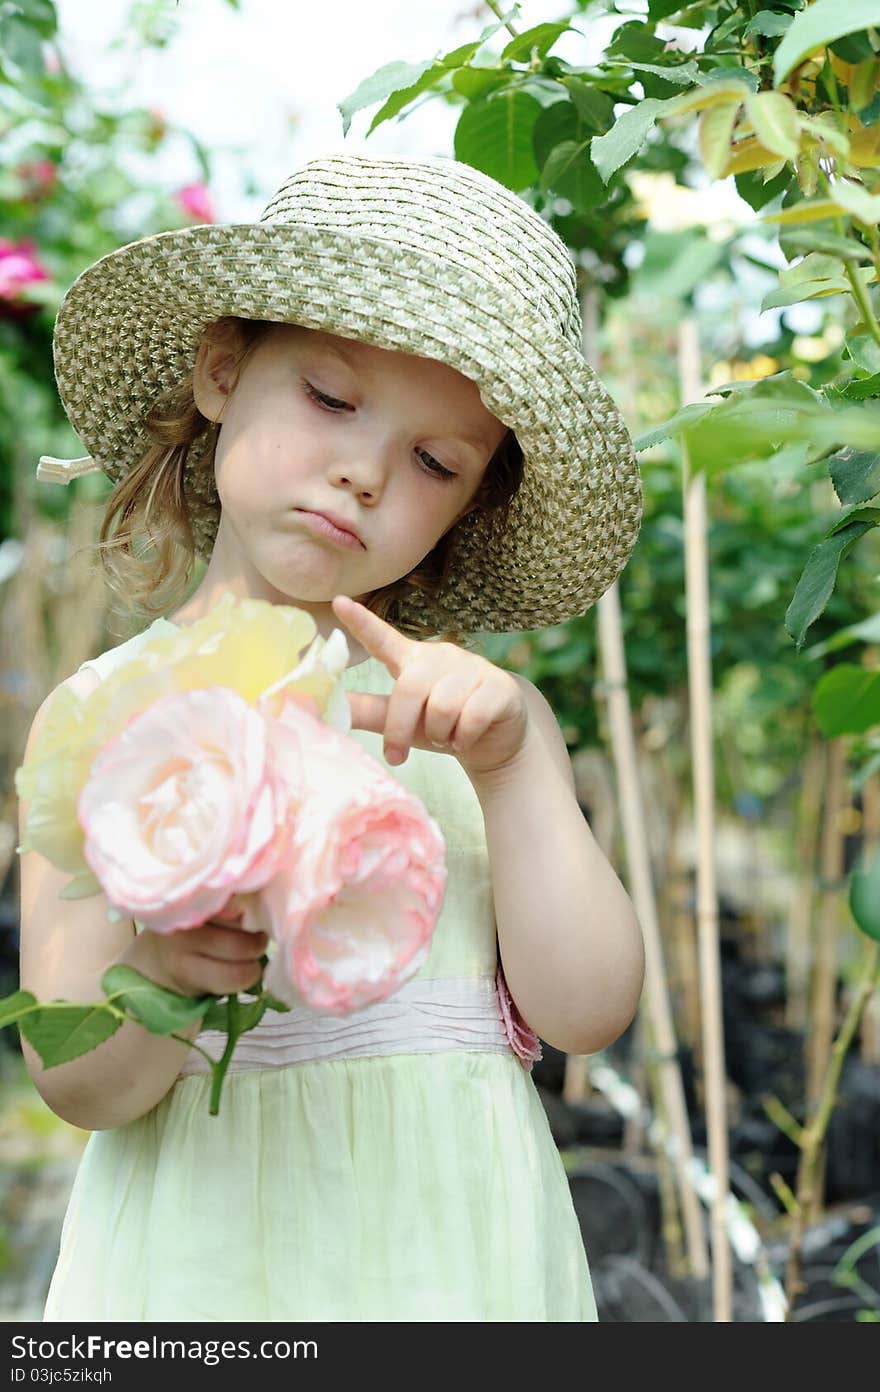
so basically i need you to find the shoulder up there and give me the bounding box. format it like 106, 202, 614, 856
509, 672, 576, 791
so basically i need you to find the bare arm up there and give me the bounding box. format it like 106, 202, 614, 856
17, 671, 267, 1131
468, 676, 645, 1056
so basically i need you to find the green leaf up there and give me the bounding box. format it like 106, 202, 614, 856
829, 445, 880, 502
616, 59, 704, 88
813, 663, 880, 735
745, 10, 795, 38
453, 90, 542, 191
0, 13, 45, 78
829, 177, 880, 223
824, 503, 880, 536
744, 90, 800, 161
366, 63, 448, 136
780, 251, 849, 286
699, 100, 742, 179
451, 67, 510, 101
778, 228, 874, 261
200, 998, 230, 1031
562, 78, 614, 133
340, 7, 522, 136
632, 400, 717, 452
534, 101, 605, 207
761, 276, 853, 310
19, 1004, 122, 1067
845, 334, 880, 374
807, 609, 880, 656
700, 66, 760, 94
101, 965, 212, 1035
851, 851, 880, 940
13, 0, 57, 37
839, 373, 880, 399
262, 993, 292, 1014
590, 97, 677, 184
538, 137, 592, 200
337, 58, 438, 138
785, 518, 877, 648
501, 22, 577, 63
634, 228, 729, 303
648, 0, 689, 20
0, 990, 37, 1029
234, 997, 267, 1033
774, 0, 880, 85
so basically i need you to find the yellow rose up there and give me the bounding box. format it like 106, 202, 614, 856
15, 596, 349, 898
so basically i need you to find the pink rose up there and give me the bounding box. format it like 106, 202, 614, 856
259, 697, 447, 1015
496, 961, 543, 1070
0, 238, 49, 319
175, 181, 216, 223
78, 687, 292, 932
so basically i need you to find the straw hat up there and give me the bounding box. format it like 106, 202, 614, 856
38, 151, 642, 633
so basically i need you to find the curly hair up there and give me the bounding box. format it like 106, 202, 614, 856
97, 316, 523, 644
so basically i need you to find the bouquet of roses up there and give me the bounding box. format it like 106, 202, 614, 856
3, 594, 447, 1114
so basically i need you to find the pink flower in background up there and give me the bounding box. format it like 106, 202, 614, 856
15, 160, 57, 201
496, 962, 543, 1070
78, 687, 293, 933
0, 238, 48, 318
175, 181, 216, 223
260, 697, 447, 1015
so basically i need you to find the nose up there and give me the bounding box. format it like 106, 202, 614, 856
327, 446, 387, 502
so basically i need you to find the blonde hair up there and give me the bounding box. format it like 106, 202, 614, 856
97, 316, 523, 644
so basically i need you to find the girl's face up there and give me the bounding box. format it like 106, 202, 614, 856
190, 322, 507, 639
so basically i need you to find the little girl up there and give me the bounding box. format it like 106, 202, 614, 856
19, 152, 645, 1322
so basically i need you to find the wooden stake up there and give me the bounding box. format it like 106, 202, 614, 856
677, 316, 732, 1321
807, 738, 848, 1107
859, 775, 880, 1065
596, 577, 709, 1279
786, 736, 825, 1030
576, 287, 708, 1276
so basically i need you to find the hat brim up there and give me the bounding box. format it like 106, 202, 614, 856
53, 221, 642, 632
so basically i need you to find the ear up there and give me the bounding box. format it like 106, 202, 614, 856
192, 329, 245, 423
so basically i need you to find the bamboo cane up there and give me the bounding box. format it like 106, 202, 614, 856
677, 316, 732, 1321
596, 575, 708, 1280
859, 775, 880, 1064
786, 736, 826, 1030
807, 737, 848, 1108
579, 289, 708, 1277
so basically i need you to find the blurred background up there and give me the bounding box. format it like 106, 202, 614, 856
2, 0, 880, 1322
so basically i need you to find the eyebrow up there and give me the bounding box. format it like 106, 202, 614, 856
308, 341, 493, 456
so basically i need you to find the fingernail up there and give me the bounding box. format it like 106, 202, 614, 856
385, 746, 405, 765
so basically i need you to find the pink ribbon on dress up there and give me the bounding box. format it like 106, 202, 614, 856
496, 961, 543, 1070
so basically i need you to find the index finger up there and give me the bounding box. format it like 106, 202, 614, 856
331, 595, 413, 678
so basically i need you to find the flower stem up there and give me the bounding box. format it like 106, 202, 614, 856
208, 994, 240, 1116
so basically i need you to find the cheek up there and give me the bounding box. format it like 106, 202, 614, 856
214, 422, 317, 514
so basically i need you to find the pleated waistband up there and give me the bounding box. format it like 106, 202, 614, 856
176, 974, 516, 1077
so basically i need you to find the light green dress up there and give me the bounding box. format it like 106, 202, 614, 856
42, 620, 597, 1322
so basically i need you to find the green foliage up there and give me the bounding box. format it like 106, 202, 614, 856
850, 850, 880, 941
101, 965, 211, 1035
0, 1, 225, 539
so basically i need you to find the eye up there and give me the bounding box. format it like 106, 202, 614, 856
304, 380, 458, 481
303, 381, 351, 412
415, 449, 457, 481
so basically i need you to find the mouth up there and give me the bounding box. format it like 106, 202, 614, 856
294, 509, 365, 550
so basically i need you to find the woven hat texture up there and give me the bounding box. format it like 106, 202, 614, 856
49, 151, 642, 633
